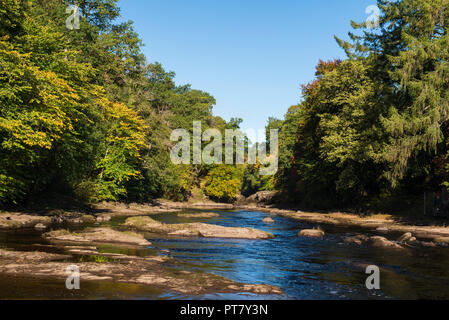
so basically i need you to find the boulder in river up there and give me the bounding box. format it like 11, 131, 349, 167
298, 229, 325, 238
376, 226, 390, 233
345, 234, 406, 249
434, 237, 449, 245
262, 217, 275, 223
344, 234, 369, 245
124, 216, 274, 240
420, 241, 437, 247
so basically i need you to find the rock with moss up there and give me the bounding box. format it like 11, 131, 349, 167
68, 215, 96, 224
44, 227, 151, 246
434, 237, 449, 244
124, 216, 274, 240
177, 212, 220, 218
298, 229, 325, 238
0, 213, 51, 229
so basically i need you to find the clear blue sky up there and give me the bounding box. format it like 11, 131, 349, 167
117, 0, 374, 131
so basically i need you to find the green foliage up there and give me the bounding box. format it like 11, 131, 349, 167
336, 0, 449, 187
273, 0, 449, 208
8, 0, 449, 210
77, 255, 117, 263
241, 160, 274, 197
278, 59, 386, 206
0, 0, 242, 206
204, 165, 243, 203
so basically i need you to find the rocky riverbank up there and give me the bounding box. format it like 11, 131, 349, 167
0, 248, 282, 296
5, 195, 449, 241
4, 196, 449, 244
2, 194, 449, 298
158, 198, 449, 246
0, 204, 283, 297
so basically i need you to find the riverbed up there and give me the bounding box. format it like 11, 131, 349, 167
1, 209, 449, 299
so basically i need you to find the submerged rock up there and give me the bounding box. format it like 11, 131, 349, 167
177, 212, 220, 218
34, 223, 47, 230
124, 216, 274, 240
420, 241, 437, 247
298, 229, 325, 238
369, 236, 404, 249
68, 215, 96, 224
344, 234, 369, 245
44, 227, 151, 246
397, 232, 413, 244
96, 214, 112, 222
0, 213, 51, 229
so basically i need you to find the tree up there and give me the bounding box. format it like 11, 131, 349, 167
241, 159, 273, 197
336, 0, 449, 187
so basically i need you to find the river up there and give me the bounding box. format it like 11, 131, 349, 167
1, 209, 449, 299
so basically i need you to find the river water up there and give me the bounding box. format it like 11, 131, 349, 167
1, 209, 449, 299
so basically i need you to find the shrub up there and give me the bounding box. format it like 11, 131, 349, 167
203, 165, 242, 203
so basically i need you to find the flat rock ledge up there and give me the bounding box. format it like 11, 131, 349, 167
177, 212, 220, 218
92, 202, 180, 218
0, 249, 282, 296
44, 227, 151, 246
124, 216, 274, 240
0, 213, 51, 229
158, 200, 235, 210
298, 229, 324, 238
241, 206, 449, 241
